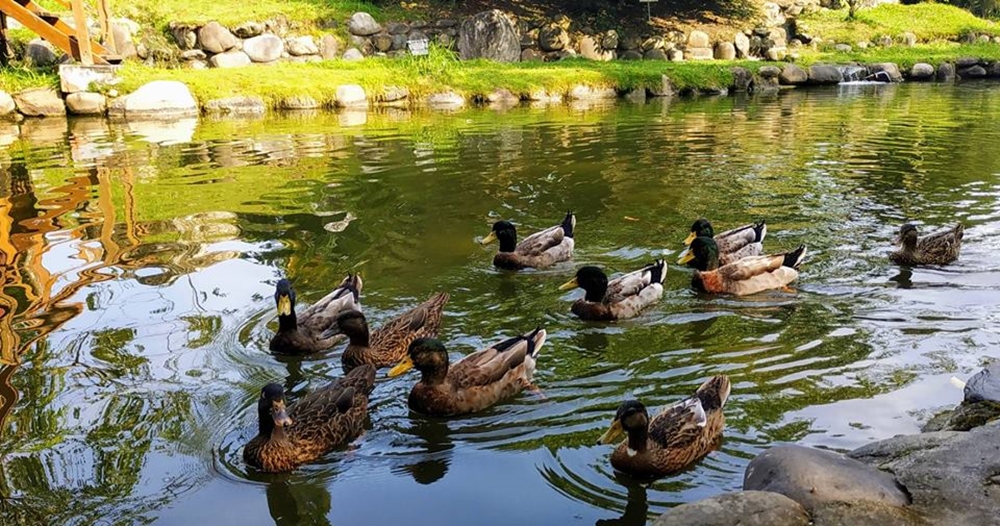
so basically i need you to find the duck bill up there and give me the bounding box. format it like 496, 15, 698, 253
277, 294, 292, 316
272, 402, 293, 427
598, 419, 625, 445
480, 231, 497, 245
558, 277, 579, 291
678, 250, 695, 265
684, 231, 697, 246
388, 356, 414, 377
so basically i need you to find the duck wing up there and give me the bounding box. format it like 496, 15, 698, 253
370, 292, 449, 357
299, 274, 363, 338
648, 397, 708, 450
714, 246, 805, 295
714, 221, 766, 254
287, 364, 375, 437
450, 328, 546, 389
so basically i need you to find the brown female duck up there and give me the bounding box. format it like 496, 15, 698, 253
679, 218, 767, 267
680, 237, 806, 296
387, 328, 546, 416
338, 292, 449, 372
558, 260, 666, 320
889, 223, 964, 266
481, 211, 575, 270
598, 375, 731, 479
243, 364, 376, 473
269, 275, 362, 354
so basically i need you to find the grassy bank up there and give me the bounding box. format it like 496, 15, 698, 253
800, 4, 1000, 43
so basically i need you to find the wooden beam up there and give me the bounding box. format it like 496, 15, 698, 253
69, 0, 92, 65
97, 0, 114, 53
0, 12, 9, 67
0, 0, 75, 59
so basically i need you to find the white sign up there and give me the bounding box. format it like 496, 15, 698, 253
408, 38, 429, 56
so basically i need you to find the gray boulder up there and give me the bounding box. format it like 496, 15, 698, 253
937, 63, 956, 81
735, 32, 750, 58
964, 360, 1000, 402
567, 85, 616, 100
286, 36, 319, 56
372, 34, 393, 53
65, 92, 106, 115
909, 63, 935, 80
279, 95, 320, 110
667, 49, 684, 62
580, 35, 614, 61
198, 21, 237, 54
654, 491, 808, 526
812, 501, 929, 526
26, 38, 58, 67
457, 10, 520, 62
758, 65, 781, 79
808, 64, 843, 84
232, 22, 263, 39
378, 86, 409, 104
960, 65, 987, 78
13, 88, 65, 117
744, 444, 910, 512
347, 12, 381, 36
108, 80, 198, 120
425, 91, 465, 109
319, 35, 340, 60
956, 56, 980, 68
643, 49, 668, 61
688, 30, 710, 48
0, 91, 15, 116
209, 50, 251, 68
243, 34, 284, 63
834, 43, 853, 53
714, 42, 736, 60
618, 50, 642, 60
687, 47, 713, 60
521, 48, 543, 61
869, 63, 903, 82
538, 25, 568, 51
111, 22, 137, 58
181, 49, 207, 61
779, 64, 808, 84
334, 84, 367, 108
169, 22, 197, 49
899, 31, 917, 47
204, 96, 266, 115
343, 48, 364, 61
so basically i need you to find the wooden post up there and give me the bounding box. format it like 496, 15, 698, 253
0, 12, 9, 67
98, 0, 115, 53
69, 0, 93, 65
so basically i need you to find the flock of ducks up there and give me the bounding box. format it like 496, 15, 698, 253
243, 213, 965, 480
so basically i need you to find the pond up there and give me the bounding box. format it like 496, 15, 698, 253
2, 83, 1000, 526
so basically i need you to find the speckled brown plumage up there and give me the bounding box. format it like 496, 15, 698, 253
483, 212, 575, 270
269, 275, 362, 354
600, 375, 731, 479
243, 364, 376, 473
889, 223, 964, 266
339, 292, 449, 372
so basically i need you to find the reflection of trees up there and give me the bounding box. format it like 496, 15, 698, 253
265, 476, 332, 526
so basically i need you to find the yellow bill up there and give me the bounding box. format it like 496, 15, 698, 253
388, 356, 414, 377
598, 418, 625, 445
277, 294, 292, 316
683, 231, 697, 245
480, 231, 497, 245
677, 248, 694, 265
558, 277, 579, 291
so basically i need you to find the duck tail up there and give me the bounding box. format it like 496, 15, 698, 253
955, 223, 965, 240
782, 245, 807, 269
493, 327, 547, 358
753, 220, 767, 243
561, 211, 576, 238
648, 259, 667, 285
337, 273, 363, 303
696, 374, 732, 411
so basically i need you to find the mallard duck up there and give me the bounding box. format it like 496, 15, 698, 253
269, 276, 362, 354
481, 211, 575, 270
598, 375, 731, 479
243, 364, 376, 473
387, 328, 546, 416
679, 219, 767, 267
680, 237, 805, 296
338, 292, 449, 372
558, 260, 666, 320
889, 223, 964, 266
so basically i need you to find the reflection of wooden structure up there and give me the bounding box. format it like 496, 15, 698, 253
0, 0, 121, 65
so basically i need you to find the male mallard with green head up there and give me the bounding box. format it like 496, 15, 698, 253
481, 211, 575, 270
680, 237, 805, 296
679, 218, 766, 267
558, 260, 666, 320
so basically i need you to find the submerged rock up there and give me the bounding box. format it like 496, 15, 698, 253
203, 96, 266, 115
653, 491, 809, 526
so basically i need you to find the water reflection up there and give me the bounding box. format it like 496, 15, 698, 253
266, 477, 332, 526
394, 417, 455, 485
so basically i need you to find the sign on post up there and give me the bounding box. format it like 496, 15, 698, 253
407, 37, 429, 56
639, 0, 658, 22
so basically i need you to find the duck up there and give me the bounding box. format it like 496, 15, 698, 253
387, 328, 547, 416
598, 375, 731, 479
889, 223, 964, 266
680, 237, 806, 296
558, 260, 666, 321
481, 211, 575, 270
243, 364, 376, 473
679, 219, 766, 267
269, 275, 362, 354
337, 292, 449, 372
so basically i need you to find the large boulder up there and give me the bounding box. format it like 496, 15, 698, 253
13, 88, 65, 117
424, 91, 465, 109
169, 22, 197, 49
744, 444, 910, 512
65, 92, 106, 115
734, 32, 751, 58
108, 80, 198, 120
653, 491, 809, 526
869, 62, 903, 82
197, 21, 237, 54
687, 30, 710, 48
319, 35, 340, 60
0, 91, 15, 116
347, 12, 381, 36
111, 21, 138, 58
243, 34, 284, 63
714, 42, 736, 60
808, 64, 843, 84
209, 50, 251, 68
687, 47, 714, 60
334, 84, 367, 108
343, 48, 364, 61
538, 24, 569, 51
286, 36, 319, 56
279, 95, 320, 110
26, 38, 58, 67
457, 10, 520, 62
58, 64, 119, 94
812, 501, 929, 526
779, 64, 808, 84
909, 63, 935, 81
567, 85, 616, 100
937, 63, 956, 82
580, 35, 614, 61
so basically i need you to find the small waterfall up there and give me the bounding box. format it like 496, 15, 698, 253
838, 65, 867, 82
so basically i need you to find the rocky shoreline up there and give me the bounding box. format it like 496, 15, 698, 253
655, 365, 1000, 526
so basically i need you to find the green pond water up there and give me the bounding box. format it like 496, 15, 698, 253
2, 83, 1000, 526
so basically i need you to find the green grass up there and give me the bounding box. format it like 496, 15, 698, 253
112, 0, 398, 32
799, 3, 1000, 44
805, 42, 1000, 69
0, 66, 58, 93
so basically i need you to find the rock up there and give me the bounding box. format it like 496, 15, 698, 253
203, 96, 265, 115
0, 91, 15, 116
648, 74, 675, 97
26, 38, 58, 67
58, 64, 119, 94
643, 49, 668, 61
812, 501, 929, 526
485, 88, 518, 106
734, 33, 750, 58
521, 49, 543, 61
180, 49, 207, 61
909, 63, 935, 80
619, 34, 641, 51
387, 22, 408, 35
286, 36, 319, 56
343, 48, 364, 61
759, 65, 781, 79
808, 64, 843, 84
319, 35, 340, 60
619, 50, 642, 60
963, 361, 1000, 402
743, 445, 910, 512
372, 34, 393, 53
937, 63, 956, 81
376, 86, 409, 104
390, 34, 408, 51
580, 35, 613, 61
111, 22, 137, 58
108, 80, 198, 120
714, 42, 736, 60
687, 30, 710, 49
232, 22, 264, 39
527, 89, 561, 103
197, 21, 237, 54
209, 50, 251, 68
348, 12, 381, 36
869, 63, 902, 82
960, 65, 987, 79
641, 36, 667, 51
899, 31, 917, 47
334, 84, 367, 108
285, 55, 321, 64
187, 60, 209, 70
653, 491, 809, 526
279, 95, 320, 110
624, 88, 645, 103
65, 92, 106, 115
169, 23, 197, 49
687, 47, 714, 61
731, 66, 752, 92
877, 35, 893, 47
567, 85, 616, 100
988, 63, 1000, 78
435, 19, 458, 28
956, 56, 980, 68
763, 2, 786, 26
425, 91, 465, 109
667, 49, 683, 62
538, 25, 568, 51
13, 88, 65, 117
601, 30, 619, 50
243, 34, 283, 62
765, 47, 787, 61
457, 10, 520, 62
834, 43, 853, 53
